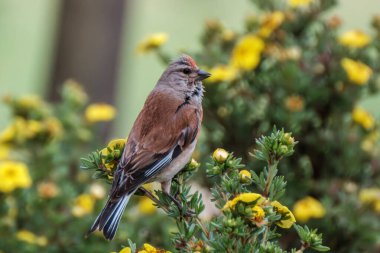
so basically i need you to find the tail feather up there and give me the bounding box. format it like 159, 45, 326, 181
87, 193, 132, 240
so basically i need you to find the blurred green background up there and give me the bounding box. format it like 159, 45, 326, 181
1, 0, 379, 137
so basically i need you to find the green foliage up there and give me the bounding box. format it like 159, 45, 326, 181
84, 129, 329, 252
0, 81, 123, 252
149, 0, 380, 252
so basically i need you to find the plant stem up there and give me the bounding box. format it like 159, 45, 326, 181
263, 160, 278, 197
295, 243, 308, 253
140, 187, 210, 239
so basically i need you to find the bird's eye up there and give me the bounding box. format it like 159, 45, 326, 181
182, 68, 191, 75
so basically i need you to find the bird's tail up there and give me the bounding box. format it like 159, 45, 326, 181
87, 193, 132, 240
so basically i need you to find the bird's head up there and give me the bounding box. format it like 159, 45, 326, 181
157, 55, 211, 95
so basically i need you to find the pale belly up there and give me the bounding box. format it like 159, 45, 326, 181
154, 141, 196, 183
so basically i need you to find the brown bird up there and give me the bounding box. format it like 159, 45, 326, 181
88, 55, 210, 240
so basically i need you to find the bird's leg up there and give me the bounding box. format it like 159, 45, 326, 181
161, 180, 195, 217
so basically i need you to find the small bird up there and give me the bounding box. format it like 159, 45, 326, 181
88, 55, 210, 240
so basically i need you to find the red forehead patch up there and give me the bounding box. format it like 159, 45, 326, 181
184, 55, 198, 68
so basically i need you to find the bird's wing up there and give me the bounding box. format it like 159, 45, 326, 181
110, 89, 202, 197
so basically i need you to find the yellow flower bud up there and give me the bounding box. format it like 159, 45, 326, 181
187, 158, 200, 171
239, 170, 252, 183
212, 148, 229, 163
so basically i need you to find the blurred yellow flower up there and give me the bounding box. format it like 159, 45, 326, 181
239, 170, 252, 183
293, 196, 326, 223
17, 95, 43, 109
212, 148, 229, 163
0, 161, 32, 193
72, 193, 96, 217
26, 120, 43, 137
138, 243, 171, 253
288, 0, 313, 8
206, 65, 237, 83
359, 188, 380, 214
251, 205, 265, 222
137, 33, 168, 54
374, 200, 380, 213
222, 30, 236, 42
223, 193, 265, 210
37, 181, 60, 199
361, 131, 379, 153
89, 183, 106, 199
271, 201, 296, 228
119, 247, 132, 253
44, 117, 63, 139
341, 58, 372, 85
352, 107, 375, 130
0, 145, 10, 160
16, 230, 47, 246
63, 79, 89, 106
284, 95, 304, 112
0, 124, 16, 143
258, 11, 285, 38
138, 197, 157, 215
85, 103, 116, 123
231, 35, 265, 71
338, 30, 371, 48
359, 188, 380, 204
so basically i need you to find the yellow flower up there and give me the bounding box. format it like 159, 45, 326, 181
359, 188, 380, 204
223, 193, 265, 210
361, 131, 379, 152
63, 79, 89, 106
258, 11, 285, 38
341, 58, 372, 85
138, 197, 157, 215
187, 158, 200, 171
284, 95, 304, 112
137, 33, 168, 54
271, 201, 296, 228
251, 205, 265, 222
0, 161, 32, 193
44, 117, 63, 139
352, 107, 375, 130
359, 188, 380, 213
72, 194, 96, 217
89, 183, 106, 199
374, 200, 380, 213
138, 243, 171, 253
288, 0, 313, 8
0, 124, 16, 143
119, 247, 132, 253
212, 148, 229, 163
293, 196, 326, 223
27, 120, 43, 138
231, 35, 265, 71
101, 138, 126, 171
37, 181, 60, 199
85, 103, 116, 123
206, 65, 237, 83
239, 170, 252, 183
338, 30, 371, 48
17, 95, 43, 109
0, 145, 10, 160
16, 230, 47, 246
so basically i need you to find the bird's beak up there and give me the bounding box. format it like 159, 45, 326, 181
196, 69, 211, 81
